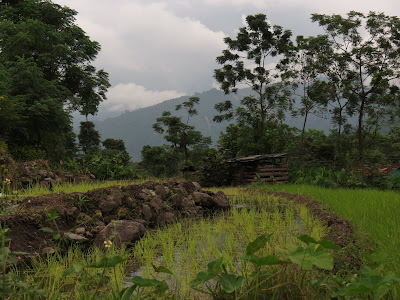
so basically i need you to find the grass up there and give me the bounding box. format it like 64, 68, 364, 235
18, 245, 130, 299
251, 183, 400, 269
15, 179, 155, 199
131, 189, 327, 299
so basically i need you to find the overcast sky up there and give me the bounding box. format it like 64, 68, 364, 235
54, 0, 400, 114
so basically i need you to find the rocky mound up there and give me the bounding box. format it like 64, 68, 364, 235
4, 180, 229, 258
16, 160, 94, 188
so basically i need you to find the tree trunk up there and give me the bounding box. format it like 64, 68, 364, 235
300, 110, 309, 158
357, 97, 365, 166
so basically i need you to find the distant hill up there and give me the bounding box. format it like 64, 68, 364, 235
93, 88, 335, 161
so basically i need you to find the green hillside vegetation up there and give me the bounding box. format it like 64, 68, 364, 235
93, 87, 342, 161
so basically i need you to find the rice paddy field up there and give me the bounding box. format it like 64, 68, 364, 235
6, 181, 400, 299
251, 184, 400, 269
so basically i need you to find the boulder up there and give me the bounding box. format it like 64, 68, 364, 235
94, 220, 146, 248
192, 191, 230, 210
156, 212, 176, 225
212, 191, 230, 209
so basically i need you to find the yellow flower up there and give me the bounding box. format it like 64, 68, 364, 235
104, 240, 112, 248
4, 178, 11, 184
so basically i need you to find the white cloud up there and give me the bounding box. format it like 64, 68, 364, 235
55, 0, 226, 94
103, 83, 185, 111
201, 0, 399, 15
202, 0, 270, 9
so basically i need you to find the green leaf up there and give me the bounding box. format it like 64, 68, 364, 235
62, 267, 75, 278
297, 234, 317, 245
243, 254, 289, 266
332, 283, 372, 297
286, 246, 312, 270
40, 227, 54, 233
153, 265, 173, 275
297, 235, 339, 250
316, 239, 340, 250
87, 255, 127, 268
309, 244, 334, 270
220, 273, 244, 293
126, 276, 164, 287
207, 257, 224, 274
120, 285, 137, 300
53, 233, 61, 240
190, 270, 216, 287
246, 234, 272, 255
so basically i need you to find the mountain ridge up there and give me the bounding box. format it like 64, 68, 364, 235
93, 88, 334, 161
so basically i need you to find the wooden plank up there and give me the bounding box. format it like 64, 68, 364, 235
257, 172, 289, 177
242, 172, 289, 178
256, 164, 288, 168
246, 176, 289, 182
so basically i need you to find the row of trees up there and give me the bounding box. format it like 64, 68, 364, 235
143, 12, 400, 178
213, 12, 400, 165
1, 1, 399, 181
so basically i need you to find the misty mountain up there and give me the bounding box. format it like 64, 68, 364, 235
92, 88, 336, 161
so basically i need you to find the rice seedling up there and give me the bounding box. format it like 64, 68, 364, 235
130, 189, 327, 299
16, 245, 130, 299
253, 183, 400, 269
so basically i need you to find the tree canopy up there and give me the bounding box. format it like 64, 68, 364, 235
0, 0, 110, 161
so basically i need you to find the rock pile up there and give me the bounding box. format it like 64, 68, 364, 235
5, 180, 230, 257
17, 160, 94, 188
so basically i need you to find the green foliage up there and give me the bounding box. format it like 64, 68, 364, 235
0, 0, 110, 163
78, 121, 101, 154
153, 97, 211, 168
310, 11, 400, 163
199, 149, 231, 187
9, 145, 46, 162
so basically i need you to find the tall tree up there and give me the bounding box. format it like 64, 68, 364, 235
213, 14, 293, 154
153, 97, 211, 166
280, 35, 332, 154
0, 0, 110, 160
311, 11, 400, 164
78, 121, 100, 154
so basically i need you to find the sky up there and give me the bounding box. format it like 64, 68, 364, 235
54, 0, 400, 116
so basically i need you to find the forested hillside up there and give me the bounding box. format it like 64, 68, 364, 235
93, 88, 336, 161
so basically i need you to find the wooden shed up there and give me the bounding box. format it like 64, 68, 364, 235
227, 153, 289, 185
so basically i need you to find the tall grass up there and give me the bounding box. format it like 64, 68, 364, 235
253, 184, 400, 269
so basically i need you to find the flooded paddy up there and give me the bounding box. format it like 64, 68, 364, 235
129, 189, 328, 298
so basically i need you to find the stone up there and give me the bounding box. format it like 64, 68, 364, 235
93, 220, 146, 248
65, 232, 88, 243
173, 187, 188, 196
75, 227, 85, 235
125, 196, 137, 208
192, 181, 202, 191
212, 191, 230, 209
41, 247, 55, 255
192, 192, 214, 206
155, 185, 169, 199
192, 191, 230, 209
99, 194, 123, 213
156, 212, 176, 225
142, 203, 153, 222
